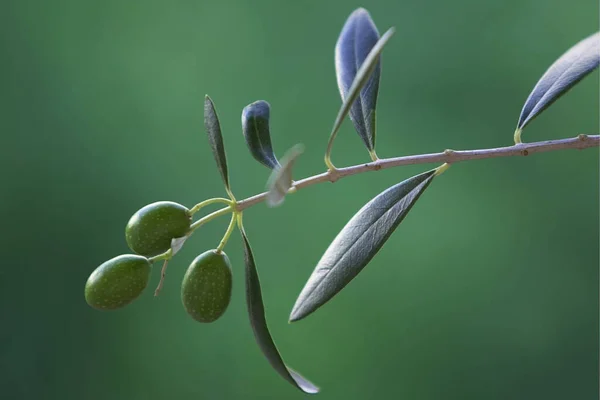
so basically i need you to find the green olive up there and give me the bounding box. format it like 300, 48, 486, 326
125, 201, 191, 257
181, 250, 233, 323
85, 254, 151, 310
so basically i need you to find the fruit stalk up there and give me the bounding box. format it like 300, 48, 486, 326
217, 213, 238, 253
189, 197, 233, 216
190, 206, 233, 232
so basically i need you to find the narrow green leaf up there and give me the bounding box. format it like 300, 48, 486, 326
239, 224, 319, 394
326, 28, 395, 159
516, 32, 599, 132
290, 170, 436, 322
335, 8, 382, 152
204, 95, 230, 190
242, 100, 280, 170
266, 144, 304, 207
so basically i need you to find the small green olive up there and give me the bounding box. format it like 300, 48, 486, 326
181, 250, 233, 323
85, 254, 151, 310
125, 201, 191, 257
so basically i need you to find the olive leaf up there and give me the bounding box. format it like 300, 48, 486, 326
516, 32, 599, 137
335, 8, 382, 153
266, 144, 304, 207
204, 95, 230, 191
290, 169, 436, 322
326, 27, 395, 159
242, 100, 280, 170
238, 222, 319, 394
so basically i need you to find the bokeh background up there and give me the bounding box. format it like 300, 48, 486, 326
2, 0, 598, 399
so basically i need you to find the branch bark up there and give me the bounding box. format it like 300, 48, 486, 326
236, 134, 599, 211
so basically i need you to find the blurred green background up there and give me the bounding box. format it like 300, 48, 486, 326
2, 0, 598, 399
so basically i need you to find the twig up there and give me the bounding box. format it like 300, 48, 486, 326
237, 134, 599, 211
154, 259, 170, 297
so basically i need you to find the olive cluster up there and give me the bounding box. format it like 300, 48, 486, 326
84, 201, 233, 323
83, 91, 324, 393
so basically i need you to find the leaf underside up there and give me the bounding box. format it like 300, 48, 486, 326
170, 236, 187, 256
204, 95, 230, 190
335, 8, 382, 151
266, 144, 304, 207
517, 31, 600, 131
242, 100, 280, 170
239, 227, 319, 394
329, 28, 395, 155
290, 170, 436, 322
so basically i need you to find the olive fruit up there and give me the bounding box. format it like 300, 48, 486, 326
125, 201, 191, 257
85, 254, 151, 310
181, 250, 233, 323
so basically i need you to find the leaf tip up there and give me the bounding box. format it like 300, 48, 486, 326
290, 143, 305, 155
352, 7, 369, 16
288, 313, 301, 324
288, 301, 310, 323
204, 95, 215, 114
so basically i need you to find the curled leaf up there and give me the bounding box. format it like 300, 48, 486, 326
335, 8, 381, 152
266, 144, 304, 207
326, 27, 395, 162
204, 95, 230, 191
516, 32, 600, 139
242, 100, 280, 170
238, 221, 319, 394
290, 170, 436, 322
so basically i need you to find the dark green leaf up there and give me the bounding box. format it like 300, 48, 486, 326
242, 100, 280, 170
335, 8, 381, 152
204, 95, 230, 190
326, 27, 395, 159
266, 144, 304, 207
239, 224, 319, 394
290, 170, 436, 322
516, 32, 599, 133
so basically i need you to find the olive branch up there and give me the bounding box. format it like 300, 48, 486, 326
84, 7, 599, 395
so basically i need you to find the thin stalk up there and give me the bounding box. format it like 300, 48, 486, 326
189, 198, 233, 215
148, 249, 172, 264
236, 134, 599, 212
216, 213, 237, 253
190, 206, 232, 232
